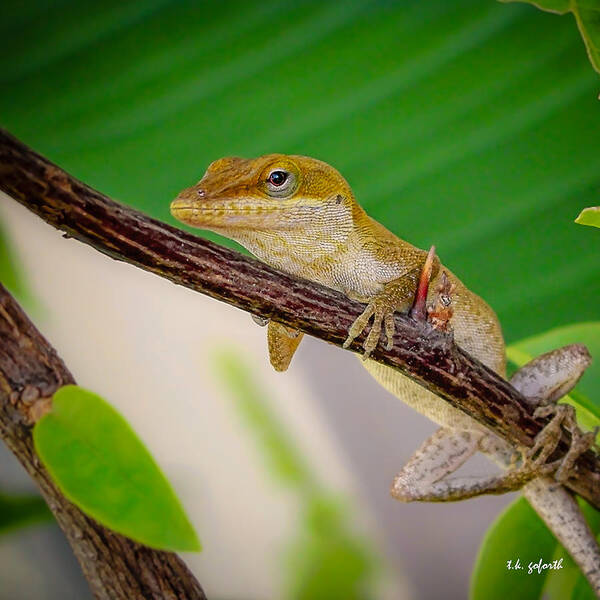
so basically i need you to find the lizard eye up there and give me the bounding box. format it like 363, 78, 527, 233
268, 170, 288, 186
265, 167, 298, 197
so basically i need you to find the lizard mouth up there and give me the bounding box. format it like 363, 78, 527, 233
170, 197, 283, 228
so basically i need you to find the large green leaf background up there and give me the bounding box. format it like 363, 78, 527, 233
1, 0, 598, 343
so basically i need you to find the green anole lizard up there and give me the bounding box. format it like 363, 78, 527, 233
171, 154, 600, 595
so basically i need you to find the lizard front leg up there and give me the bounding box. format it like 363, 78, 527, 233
343, 267, 424, 359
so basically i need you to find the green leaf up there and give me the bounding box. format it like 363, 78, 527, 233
33, 385, 200, 552
0, 492, 52, 535
575, 207, 600, 228
501, 0, 600, 73
571, 572, 598, 600
473, 496, 600, 600
543, 540, 581, 600
501, 0, 569, 14
507, 322, 600, 431
470, 497, 558, 600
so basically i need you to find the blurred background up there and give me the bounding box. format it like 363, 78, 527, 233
0, 1, 598, 599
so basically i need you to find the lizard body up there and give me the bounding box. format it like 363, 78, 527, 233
172, 154, 600, 595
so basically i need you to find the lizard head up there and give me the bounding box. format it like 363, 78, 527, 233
171, 154, 362, 263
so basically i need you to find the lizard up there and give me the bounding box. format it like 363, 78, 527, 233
171, 154, 600, 594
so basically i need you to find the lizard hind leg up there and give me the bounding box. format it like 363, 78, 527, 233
392, 428, 537, 503
267, 321, 304, 372
508, 344, 597, 484
527, 404, 598, 483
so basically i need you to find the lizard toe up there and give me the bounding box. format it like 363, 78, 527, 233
344, 303, 375, 349
363, 311, 384, 357
384, 313, 395, 351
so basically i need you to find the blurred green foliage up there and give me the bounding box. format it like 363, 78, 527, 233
0, 221, 29, 302
34, 385, 200, 552
501, 0, 600, 73
212, 348, 316, 489
214, 349, 379, 600
1, 0, 599, 343
0, 492, 52, 535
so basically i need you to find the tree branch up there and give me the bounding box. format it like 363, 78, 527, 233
0, 282, 206, 599
1, 128, 599, 510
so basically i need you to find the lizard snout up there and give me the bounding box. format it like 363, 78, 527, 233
170, 185, 203, 222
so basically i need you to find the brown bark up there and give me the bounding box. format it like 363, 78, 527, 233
0, 127, 598, 511
0, 283, 206, 599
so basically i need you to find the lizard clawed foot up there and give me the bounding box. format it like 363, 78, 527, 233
523, 403, 598, 484
343, 245, 441, 359
343, 299, 396, 360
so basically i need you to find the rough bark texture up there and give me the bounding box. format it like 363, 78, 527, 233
0, 128, 598, 510
0, 283, 207, 600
